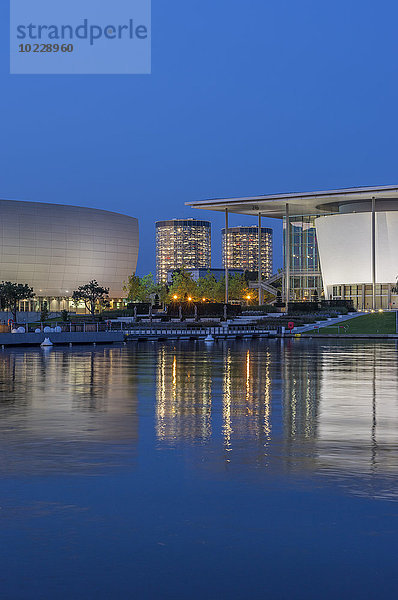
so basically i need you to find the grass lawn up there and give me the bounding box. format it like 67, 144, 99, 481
313, 312, 396, 334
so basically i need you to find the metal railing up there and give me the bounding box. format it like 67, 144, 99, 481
1, 321, 279, 336
125, 325, 277, 337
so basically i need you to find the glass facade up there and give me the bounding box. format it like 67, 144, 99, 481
284, 214, 394, 308
156, 219, 211, 283
221, 226, 273, 279
330, 284, 392, 310
284, 215, 323, 301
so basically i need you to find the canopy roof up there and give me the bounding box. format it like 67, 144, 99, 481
186, 185, 398, 219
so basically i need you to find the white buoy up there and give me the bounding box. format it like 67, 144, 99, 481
44, 326, 52, 333
41, 337, 53, 347
54, 326, 62, 333
17, 327, 25, 333
35, 328, 41, 334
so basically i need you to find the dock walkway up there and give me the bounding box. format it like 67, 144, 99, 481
0, 325, 278, 347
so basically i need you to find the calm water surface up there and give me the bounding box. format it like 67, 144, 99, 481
1, 340, 398, 599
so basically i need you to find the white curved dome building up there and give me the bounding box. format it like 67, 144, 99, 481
188, 185, 398, 310
0, 199, 139, 312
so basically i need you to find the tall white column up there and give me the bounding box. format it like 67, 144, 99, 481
225, 208, 229, 304
258, 212, 262, 306
285, 204, 290, 305
371, 197, 376, 310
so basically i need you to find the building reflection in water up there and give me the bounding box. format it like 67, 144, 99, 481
222, 346, 272, 458
280, 340, 321, 473
315, 343, 398, 477
282, 341, 320, 441
0, 347, 139, 475
1, 341, 398, 488
156, 345, 212, 441
156, 342, 273, 465
155, 340, 398, 488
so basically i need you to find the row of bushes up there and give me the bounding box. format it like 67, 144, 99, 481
288, 301, 354, 313
253, 307, 351, 328
59, 301, 352, 323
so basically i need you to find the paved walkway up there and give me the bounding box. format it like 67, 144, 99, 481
292, 312, 365, 334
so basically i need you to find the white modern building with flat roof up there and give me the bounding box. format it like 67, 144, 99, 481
187, 185, 398, 309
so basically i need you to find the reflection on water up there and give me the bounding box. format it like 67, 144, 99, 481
2, 340, 398, 599
316, 343, 398, 483
153, 340, 398, 493
0, 347, 139, 475
1, 341, 398, 495
156, 345, 213, 441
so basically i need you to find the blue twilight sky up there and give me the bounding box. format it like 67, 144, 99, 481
2, 0, 398, 275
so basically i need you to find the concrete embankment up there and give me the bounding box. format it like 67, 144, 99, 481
6, 328, 395, 346
297, 333, 398, 339
0, 326, 277, 346
0, 331, 126, 346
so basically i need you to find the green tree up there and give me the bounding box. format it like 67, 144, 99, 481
196, 271, 217, 301
214, 274, 256, 303
72, 280, 110, 316
213, 277, 226, 302
124, 273, 157, 302
230, 274, 249, 301
40, 304, 49, 323
0, 281, 35, 322
168, 269, 197, 302
123, 274, 142, 301
156, 282, 169, 305
140, 273, 157, 301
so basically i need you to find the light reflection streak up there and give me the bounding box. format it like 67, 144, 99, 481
246, 349, 251, 409
263, 350, 271, 442
1, 342, 398, 499
154, 341, 398, 494
155, 346, 167, 439
155, 346, 212, 442
222, 347, 232, 451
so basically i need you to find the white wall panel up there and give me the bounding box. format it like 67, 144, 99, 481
0, 200, 139, 297
315, 211, 398, 287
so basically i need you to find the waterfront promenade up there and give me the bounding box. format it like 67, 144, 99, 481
0, 324, 277, 347
0, 311, 396, 346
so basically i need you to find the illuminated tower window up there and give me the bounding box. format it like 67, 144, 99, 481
156, 219, 211, 283
221, 226, 273, 279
